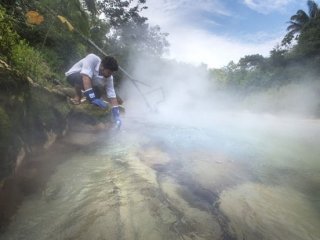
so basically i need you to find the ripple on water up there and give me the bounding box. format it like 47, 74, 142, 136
219, 183, 320, 240
2, 117, 320, 240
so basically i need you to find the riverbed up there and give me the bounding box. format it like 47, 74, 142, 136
1, 112, 320, 240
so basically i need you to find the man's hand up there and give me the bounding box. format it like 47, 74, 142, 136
83, 88, 108, 109
112, 106, 121, 129
115, 119, 121, 129
92, 99, 108, 109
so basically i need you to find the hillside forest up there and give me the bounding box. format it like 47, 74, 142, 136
1, 0, 320, 116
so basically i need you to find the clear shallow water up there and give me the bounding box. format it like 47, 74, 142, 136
1, 114, 320, 240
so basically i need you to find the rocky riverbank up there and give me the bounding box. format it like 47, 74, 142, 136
0, 60, 113, 229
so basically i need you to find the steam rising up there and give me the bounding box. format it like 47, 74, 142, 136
120, 56, 214, 126
120, 53, 320, 129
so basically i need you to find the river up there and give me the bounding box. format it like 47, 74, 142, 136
1, 112, 320, 240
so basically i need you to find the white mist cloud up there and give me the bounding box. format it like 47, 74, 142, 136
143, 0, 282, 68
164, 26, 281, 68
121, 53, 320, 126
148, 0, 231, 20
242, 81, 320, 117
121, 0, 320, 126
120, 55, 215, 122
243, 0, 296, 14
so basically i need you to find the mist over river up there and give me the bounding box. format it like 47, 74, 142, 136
1, 112, 320, 240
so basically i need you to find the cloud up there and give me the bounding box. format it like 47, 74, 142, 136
165, 26, 280, 68
243, 0, 295, 14
160, 0, 231, 17
143, 0, 282, 68
143, 0, 230, 28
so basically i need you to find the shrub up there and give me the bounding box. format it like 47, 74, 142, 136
0, 6, 20, 59
11, 40, 52, 85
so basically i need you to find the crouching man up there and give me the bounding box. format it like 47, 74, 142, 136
65, 53, 121, 128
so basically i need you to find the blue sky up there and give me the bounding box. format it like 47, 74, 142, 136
142, 0, 314, 68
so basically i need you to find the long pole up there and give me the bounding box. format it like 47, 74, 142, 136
42, 5, 154, 110
76, 32, 154, 110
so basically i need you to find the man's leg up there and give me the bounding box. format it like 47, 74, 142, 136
73, 84, 82, 103
67, 73, 84, 104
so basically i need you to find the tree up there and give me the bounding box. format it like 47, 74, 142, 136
97, 0, 147, 28
238, 54, 266, 71
269, 45, 288, 67
282, 0, 320, 46
84, 0, 97, 15
96, 0, 169, 57
0, 5, 20, 58
295, 17, 320, 58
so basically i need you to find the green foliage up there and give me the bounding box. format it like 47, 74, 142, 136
41, 0, 91, 36
0, 6, 20, 58
283, 0, 320, 46
209, 68, 228, 88
213, 0, 320, 97
269, 46, 288, 67
294, 18, 320, 58
238, 54, 266, 70
1, 0, 90, 77
84, 0, 97, 15
1, 0, 169, 85
40, 32, 87, 74
97, 0, 169, 57
40, 48, 65, 76
11, 41, 52, 84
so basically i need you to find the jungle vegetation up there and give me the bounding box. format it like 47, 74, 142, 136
0, 0, 320, 100
0, 0, 169, 85
211, 0, 320, 96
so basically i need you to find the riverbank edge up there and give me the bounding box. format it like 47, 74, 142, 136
0, 60, 112, 230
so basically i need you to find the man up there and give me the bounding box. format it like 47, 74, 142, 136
65, 53, 121, 128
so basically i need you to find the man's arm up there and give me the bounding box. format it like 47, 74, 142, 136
105, 77, 121, 128
82, 74, 107, 109
105, 76, 118, 105
108, 97, 119, 107
110, 97, 121, 129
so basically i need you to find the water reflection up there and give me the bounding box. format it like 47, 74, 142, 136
1, 114, 320, 240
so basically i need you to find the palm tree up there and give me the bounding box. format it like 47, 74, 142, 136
287, 9, 310, 35
84, 0, 97, 15
282, 0, 320, 45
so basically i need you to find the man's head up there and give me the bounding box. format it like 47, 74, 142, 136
99, 56, 119, 78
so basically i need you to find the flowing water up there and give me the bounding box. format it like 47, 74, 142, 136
1, 113, 320, 240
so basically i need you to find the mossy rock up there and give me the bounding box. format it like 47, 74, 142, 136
0, 60, 30, 89
68, 100, 111, 125
0, 59, 124, 181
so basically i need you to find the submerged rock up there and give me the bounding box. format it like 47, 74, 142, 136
219, 183, 320, 240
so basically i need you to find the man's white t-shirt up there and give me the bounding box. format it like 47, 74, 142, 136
65, 54, 116, 98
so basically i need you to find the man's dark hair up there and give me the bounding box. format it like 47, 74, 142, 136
101, 56, 118, 71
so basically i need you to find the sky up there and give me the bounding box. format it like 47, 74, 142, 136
141, 0, 312, 68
